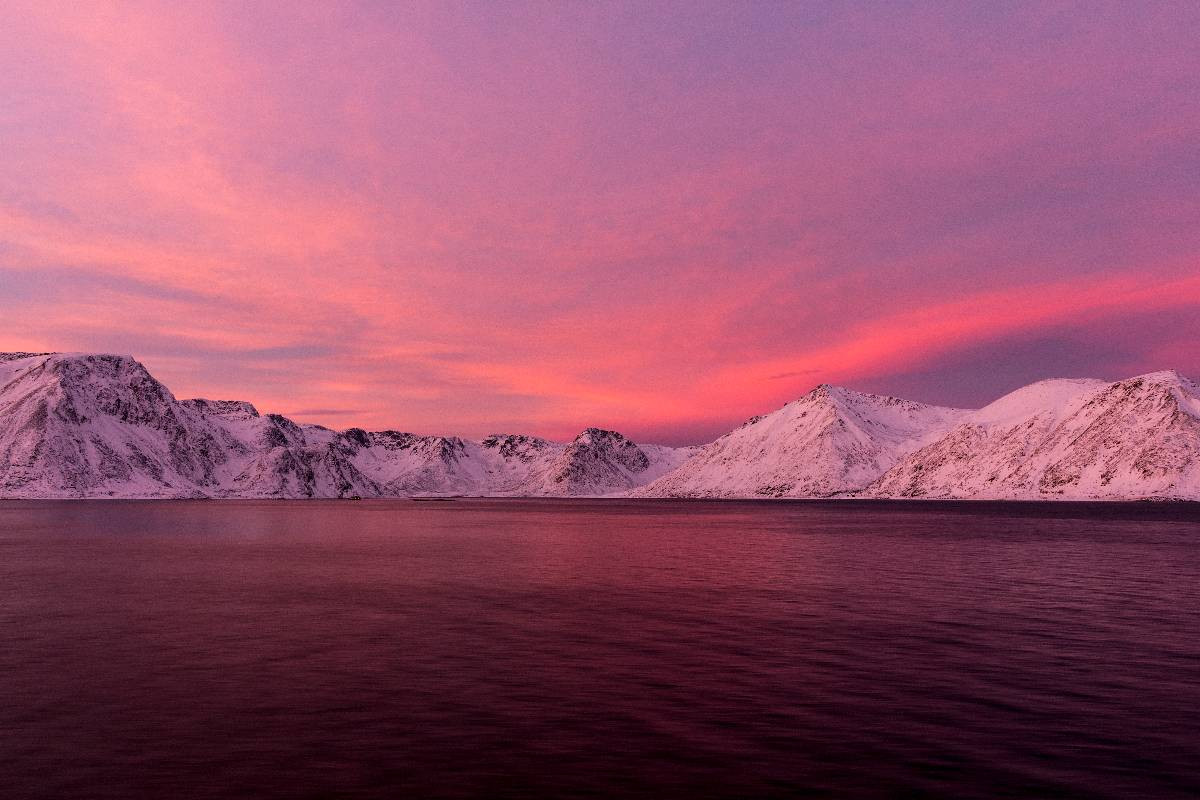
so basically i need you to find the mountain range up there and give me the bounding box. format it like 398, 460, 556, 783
2, 352, 1198, 500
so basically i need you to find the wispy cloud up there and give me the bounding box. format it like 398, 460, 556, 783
1, 1, 1197, 444
768, 370, 822, 381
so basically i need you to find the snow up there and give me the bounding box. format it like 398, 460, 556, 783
970, 378, 1107, 426
867, 372, 1200, 500
633, 385, 968, 498
0, 352, 693, 499
3, 352, 1199, 500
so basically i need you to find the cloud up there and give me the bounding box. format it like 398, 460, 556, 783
1, 1, 1197, 443
280, 408, 364, 419
767, 370, 822, 381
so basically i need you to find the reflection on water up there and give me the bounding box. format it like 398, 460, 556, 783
2, 499, 1199, 798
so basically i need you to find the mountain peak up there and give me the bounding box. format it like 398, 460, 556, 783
637, 381, 966, 499
1127, 369, 1194, 388
803, 382, 842, 400
186, 399, 261, 419
574, 427, 629, 444
3, 352, 1199, 499
973, 378, 1108, 426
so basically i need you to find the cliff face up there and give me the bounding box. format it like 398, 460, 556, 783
0, 354, 228, 497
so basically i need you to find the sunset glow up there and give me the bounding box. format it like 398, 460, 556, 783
2, 1, 1197, 443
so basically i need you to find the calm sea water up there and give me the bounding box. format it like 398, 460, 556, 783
2, 499, 1199, 799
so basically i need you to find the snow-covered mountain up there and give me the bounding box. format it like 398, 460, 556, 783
867, 371, 1200, 500
633, 385, 967, 498
636, 371, 1200, 501
3, 352, 1198, 500
0, 353, 691, 499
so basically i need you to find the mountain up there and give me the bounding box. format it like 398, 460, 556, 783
0, 353, 691, 499
866, 371, 1200, 500
635, 372, 1200, 501
0, 352, 230, 498
3, 352, 1198, 500
324, 427, 690, 498
633, 385, 966, 498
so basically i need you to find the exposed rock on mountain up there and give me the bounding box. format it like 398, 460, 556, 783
3, 352, 1197, 500
0, 353, 227, 497
0, 352, 689, 498
867, 372, 1200, 500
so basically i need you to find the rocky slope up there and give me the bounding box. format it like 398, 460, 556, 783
866, 371, 1200, 500
3, 352, 1197, 500
636, 371, 1200, 501
0, 353, 691, 499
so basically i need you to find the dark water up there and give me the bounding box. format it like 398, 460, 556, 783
2, 500, 1199, 799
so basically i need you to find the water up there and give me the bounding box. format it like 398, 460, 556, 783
2, 499, 1198, 799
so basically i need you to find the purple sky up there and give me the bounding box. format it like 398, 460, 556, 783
1, 1, 1198, 443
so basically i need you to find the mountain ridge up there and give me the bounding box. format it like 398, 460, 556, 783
0, 352, 693, 499
866, 370, 1200, 500
1, 352, 1197, 500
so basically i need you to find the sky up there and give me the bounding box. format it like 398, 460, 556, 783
1, 1, 1198, 444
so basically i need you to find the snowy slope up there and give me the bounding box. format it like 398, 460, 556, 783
0, 353, 230, 498
4, 353, 1198, 500
0, 352, 689, 499
333, 428, 694, 497
525, 428, 696, 496
867, 372, 1200, 500
633, 385, 967, 498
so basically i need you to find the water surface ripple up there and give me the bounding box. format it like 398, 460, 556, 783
2, 499, 1198, 798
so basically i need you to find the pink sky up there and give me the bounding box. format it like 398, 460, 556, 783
2, 1, 1198, 444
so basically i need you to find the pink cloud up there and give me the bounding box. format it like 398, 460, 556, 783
2, 1, 1198, 444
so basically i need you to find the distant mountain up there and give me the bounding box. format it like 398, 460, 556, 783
866, 371, 1200, 500
1, 353, 231, 498
0, 353, 691, 498
633, 385, 966, 498
2, 352, 1198, 500
636, 372, 1200, 501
